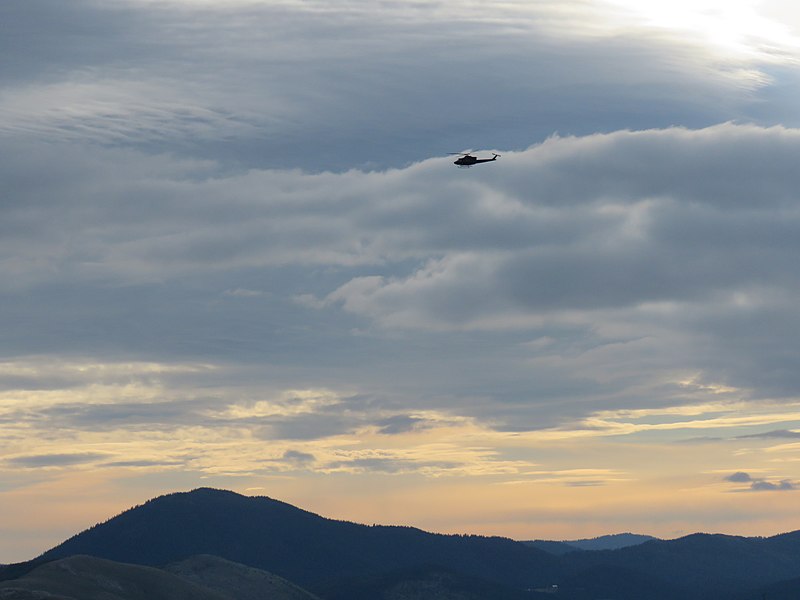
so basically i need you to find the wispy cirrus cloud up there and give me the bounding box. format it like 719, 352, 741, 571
737, 429, 800, 440
7, 453, 110, 468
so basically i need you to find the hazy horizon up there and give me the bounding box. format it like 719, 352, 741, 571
3, 0, 800, 564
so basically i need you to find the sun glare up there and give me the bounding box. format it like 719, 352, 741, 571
606, 0, 800, 62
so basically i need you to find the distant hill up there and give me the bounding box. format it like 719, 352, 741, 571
0, 556, 553, 600
0, 557, 54, 583
37, 488, 560, 591
524, 533, 657, 555
0, 555, 228, 600
164, 554, 321, 600
565, 533, 657, 551
565, 531, 800, 598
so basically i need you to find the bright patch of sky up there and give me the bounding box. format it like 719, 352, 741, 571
608, 0, 800, 60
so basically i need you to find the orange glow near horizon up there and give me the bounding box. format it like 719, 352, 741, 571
2, 363, 800, 563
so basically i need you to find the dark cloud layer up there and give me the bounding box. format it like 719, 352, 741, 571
737, 430, 800, 440
0, 0, 787, 170
7, 453, 109, 468
376, 415, 429, 435
2, 124, 800, 433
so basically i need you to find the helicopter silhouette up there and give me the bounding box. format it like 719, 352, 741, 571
449, 151, 500, 167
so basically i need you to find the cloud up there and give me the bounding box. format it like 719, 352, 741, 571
3, 124, 800, 433
7, 453, 109, 468
3, 0, 797, 170
325, 457, 461, 475
565, 480, 607, 487
724, 472, 796, 492
22, 399, 222, 432
375, 415, 430, 435
103, 459, 189, 469
737, 429, 800, 439
323, 124, 800, 328
280, 450, 316, 467
224, 288, 265, 298
750, 480, 795, 491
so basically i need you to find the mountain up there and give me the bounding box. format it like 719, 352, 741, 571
0, 557, 53, 583
164, 554, 321, 600
37, 487, 561, 591
565, 533, 657, 551
11, 487, 800, 600
524, 533, 657, 555
523, 540, 580, 555
0, 554, 229, 600
564, 532, 800, 598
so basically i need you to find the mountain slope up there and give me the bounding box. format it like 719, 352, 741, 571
319, 564, 554, 600
164, 554, 321, 600
523, 540, 579, 555
38, 488, 560, 591
743, 574, 800, 600
565, 532, 800, 597
566, 533, 657, 551
524, 533, 656, 555
0, 555, 228, 600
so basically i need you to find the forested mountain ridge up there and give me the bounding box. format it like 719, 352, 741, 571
2, 487, 799, 600
563, 531, 800, 596
35, 488, 561, 591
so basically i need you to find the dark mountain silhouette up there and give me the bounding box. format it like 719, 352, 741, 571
525, 533, 657, 555
318, 564, 553, 600
524, 540, 579, 555
7, 487, 800, 600
565, 532, 800, 598
566, 533, 657, 551
741, 573, 800, 600
37, 488, 560, 591
555, 563, 687, 600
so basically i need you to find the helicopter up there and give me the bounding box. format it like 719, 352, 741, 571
449, 151, 500, 167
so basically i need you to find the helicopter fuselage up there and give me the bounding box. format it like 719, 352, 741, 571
453, 153, 499, 167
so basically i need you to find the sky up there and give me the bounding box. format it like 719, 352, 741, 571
3, 0, 800, 564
